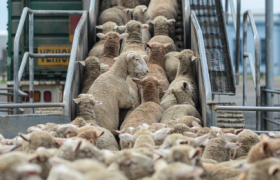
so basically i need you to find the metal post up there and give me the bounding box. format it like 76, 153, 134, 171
265, 0, 274, 130
243, 14, 248, 106
225, 0, 229, 24
29, 12, 34, 114
13, 8, 29, 114
235, 0, 241, 85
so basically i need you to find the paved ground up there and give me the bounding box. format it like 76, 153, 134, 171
213, 79, 280, 130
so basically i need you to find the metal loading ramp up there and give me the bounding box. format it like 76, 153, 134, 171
190, 0, 236, 95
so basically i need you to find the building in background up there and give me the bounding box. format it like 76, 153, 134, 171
227, 11, 280, 76
0, 32, 7, 75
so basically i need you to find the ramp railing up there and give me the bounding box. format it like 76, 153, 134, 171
0, 8, 87, 116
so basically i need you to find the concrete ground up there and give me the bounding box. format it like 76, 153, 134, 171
213, 78, 280, 130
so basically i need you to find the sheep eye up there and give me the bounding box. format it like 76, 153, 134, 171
135, 58, 139, 61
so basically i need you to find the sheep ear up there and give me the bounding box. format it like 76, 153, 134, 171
68, 125, 79, 134
96, 25, 103, 29
152, 149, 170, 159
149, 20, 156, 25
119, 33, 129, 40
113, 57, 118, 61
19, 133, 30, 142
115, 25, 126, 32
145, 42, 151, 49
189, 149, 201, 159
192, 121, 201, 127
195, 134, 209, 146
100, 63, 109, 70
131, 78, 143, 86
260, 134, 270, 141
112, 130, 123, 135
53, 138, 65, 146
167, 19, 176, 25
157, 79, 166, 85
191, 56, 197, 61
75, 140, 82, 152
226, 142, 241, 150
183, 82, 188, 89
235, 129, 243, 135
210, 126, 221, 133
141, 24, 149, 29
269, 165, 280, 176
119, 133, 135, 143
96, 131, 104, 138
259, 141, 269, 154
224, 133, 238, 142
0, 145, 16, 154
125, 8, 134, 14
108, 162, 120, 171
78, 61, 86, 66
153, 128, 171, 141
175, 55, 181, 59
142, 8, 147, 13
163, 43, 171, 49
73, 98, 81, 104
97, 33, 106, 39
127, 53, 135, 61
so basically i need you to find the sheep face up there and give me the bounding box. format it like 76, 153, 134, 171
76, 126, 104, 146
168, 81, 195, 106
126, 52, 149, 76
175, 49, 196, 75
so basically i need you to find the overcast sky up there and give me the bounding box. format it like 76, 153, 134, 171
0, 0, 280, 35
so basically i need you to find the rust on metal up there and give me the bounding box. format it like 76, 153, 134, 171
30, 90, 34, 99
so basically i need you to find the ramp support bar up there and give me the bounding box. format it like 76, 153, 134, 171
243, 10, 261, 131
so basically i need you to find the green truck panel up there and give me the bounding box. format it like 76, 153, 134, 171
7, 0, 83, 81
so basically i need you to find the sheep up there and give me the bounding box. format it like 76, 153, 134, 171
149, 160, 203, 180
148, 35, 177, 54
231, 129, 259, 160
95, 32, 128, 73
160, 80, 196, 111
84, 170, 129, 180
160, 104, 202, 124
149, 16, 176, 39
89, 22, 126, 58
147, 0, 178, 20
98, 6, 131, 26
101, 0, 119, 12
140, 42, 170, 99
56, 138, 103, 162
126, 6, 151, 45
168, 123, 196, 135
164, 51, 180, 83
153, 145, 201, 165
0, 152, 42, 180
168, 49, 198, 105
118, 128, 171, 149
121, 20, 149, 57
160, 133, 209, 149
237, 157, 280, 180
78, 56, 101, 93
117, 0, 141, 8
47, 164, 84, 180
114, 76, 165, 149
73, 95, 119, 151
87, 51, 148, 133
113, 150, 154, 180
246, 137, 280, 163
268, 131, 280, 138
0, 144, 16, 154
202, 137, 241, 163
210, 126, 243, 135
168, 116, 201, 128
19, 131, 58, 153
28, 148, 59, 179
202, 163, 241, 180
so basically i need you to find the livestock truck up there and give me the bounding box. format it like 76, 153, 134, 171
1, 0, 260, 138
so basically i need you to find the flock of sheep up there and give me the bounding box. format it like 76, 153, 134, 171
1, 0, 280, 179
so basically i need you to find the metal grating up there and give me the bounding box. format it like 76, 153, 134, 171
190, 0, 235, 95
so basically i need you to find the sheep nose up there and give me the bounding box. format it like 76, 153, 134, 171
146, 70, 149, 73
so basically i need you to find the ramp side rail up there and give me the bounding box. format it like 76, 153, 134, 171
225, 0, 241, 85
190, 10, 212, 127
